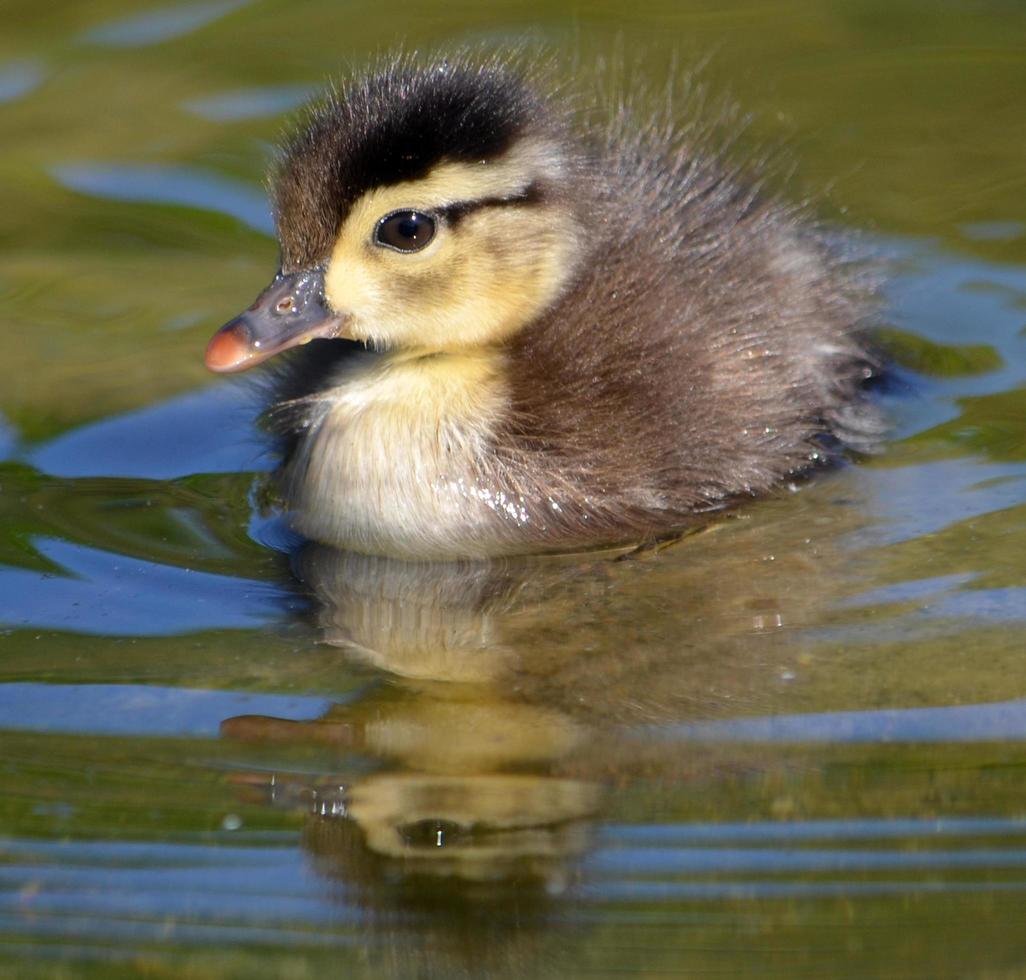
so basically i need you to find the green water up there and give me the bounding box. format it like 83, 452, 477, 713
3, 1, 1026, 977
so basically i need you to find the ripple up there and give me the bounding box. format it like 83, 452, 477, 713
589, 844, 1026, 876
183, 83, 313, 122
26, 382, 269, 480
80, 0, 252, 48
0, 537, 289, 635
0, 59, 45, 104
51, 162, 273, 235
839, 571, 978, 609
0, 410, 16, 461
855, 458, 1026, 546
883, 242, 1026, 440
961, 221, 1025, 243
0, 839, 364, 951
602, 816, 1026, 844
0, 683, 331, 737
925, 586, 1026, 623
582, 879, 1026, 902
656, 697, 1026, 743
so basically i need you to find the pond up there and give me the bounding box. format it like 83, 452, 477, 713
3, 1, 1026, 977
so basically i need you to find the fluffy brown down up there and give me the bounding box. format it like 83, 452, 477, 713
268, 52, 878, 554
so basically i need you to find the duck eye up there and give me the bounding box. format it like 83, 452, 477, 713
375, 210, 436, 252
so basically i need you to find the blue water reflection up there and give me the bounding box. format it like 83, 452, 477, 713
26, 383, 269, 480
0, 59, 46, 104
589, 845, 1026, 875
0, 683, 331, 737
602, 817, 1026, 843
51, 163, 273, 235
0, 410, 17, 461
80, 0, 253, 48
582, 880, 1026, 901
853, 459, 1026, 546
0, 538, 289, 635
662, 697, 1026, 743
183, 84, 314, 122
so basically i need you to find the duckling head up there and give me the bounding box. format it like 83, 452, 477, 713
206, 56, 583, 371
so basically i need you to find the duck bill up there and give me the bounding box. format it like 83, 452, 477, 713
205, 265, 350, 373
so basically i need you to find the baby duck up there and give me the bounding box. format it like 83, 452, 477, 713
205, 52, 875, 561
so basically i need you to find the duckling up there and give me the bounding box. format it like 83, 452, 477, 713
204, 51, 876, 561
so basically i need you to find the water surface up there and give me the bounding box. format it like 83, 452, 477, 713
3, 2, 1026, 977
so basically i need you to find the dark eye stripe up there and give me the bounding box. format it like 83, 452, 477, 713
436, 181, 544, 227
372, 182, 544, 250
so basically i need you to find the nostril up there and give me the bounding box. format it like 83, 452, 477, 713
276, 296, 294, 313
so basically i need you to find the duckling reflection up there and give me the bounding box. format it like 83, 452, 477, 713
226, 548, 606, 881
222, 483, 864, 888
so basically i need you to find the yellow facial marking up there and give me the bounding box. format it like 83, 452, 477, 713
322, 139, 580, 351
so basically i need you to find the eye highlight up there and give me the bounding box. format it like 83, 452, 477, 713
374, 210, 436, 252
